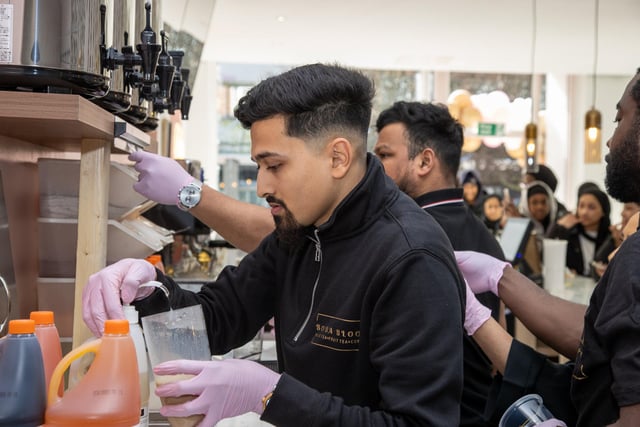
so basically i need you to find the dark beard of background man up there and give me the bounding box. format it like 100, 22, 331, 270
605, 115, 640, 203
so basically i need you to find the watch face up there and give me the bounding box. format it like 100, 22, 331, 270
179, 184, 201, 209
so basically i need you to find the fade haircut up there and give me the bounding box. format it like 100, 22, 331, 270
376, 101, 464, 179
234, 63, 375, 158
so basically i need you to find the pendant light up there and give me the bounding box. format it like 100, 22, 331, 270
585, 0, 601, 163
525, 0, 539, 173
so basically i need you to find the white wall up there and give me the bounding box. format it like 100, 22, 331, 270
563, 74, 632, 222
178, 60, 219, 186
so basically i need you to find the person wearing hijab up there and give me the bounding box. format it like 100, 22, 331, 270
521, 181, 558, 237
524, 164, 569, 219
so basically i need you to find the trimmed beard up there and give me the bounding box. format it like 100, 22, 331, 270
605, 115, 640, 203
273, 207, 307, 249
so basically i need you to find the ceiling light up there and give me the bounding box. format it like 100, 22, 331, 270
585, 0, 601, 163
525, 0, 539, 173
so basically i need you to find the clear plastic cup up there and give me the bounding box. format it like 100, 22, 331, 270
141, 305, 211, 427
499, 394, 554, 427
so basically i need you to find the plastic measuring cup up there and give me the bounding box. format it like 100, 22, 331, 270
499, 394, 555, 427
141, 305, 211, 427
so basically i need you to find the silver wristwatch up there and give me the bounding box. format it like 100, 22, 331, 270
177, 180, 203, 211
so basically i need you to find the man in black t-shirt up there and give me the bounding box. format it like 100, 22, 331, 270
459, 69, 640, 426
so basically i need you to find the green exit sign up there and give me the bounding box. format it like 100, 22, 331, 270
477, 122, 505, 136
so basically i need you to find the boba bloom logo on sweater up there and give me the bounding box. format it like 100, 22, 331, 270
312, 313, 360, 351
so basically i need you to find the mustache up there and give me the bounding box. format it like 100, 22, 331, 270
266, 195, 286, 207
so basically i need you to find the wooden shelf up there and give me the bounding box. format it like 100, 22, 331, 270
0, 91, 149, 347
0, 91, 115, 150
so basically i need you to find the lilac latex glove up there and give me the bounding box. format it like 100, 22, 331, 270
536, 419, 567, 427
455, 250, 510, 296
82, 258, 157, 336
154, 359, 281, 425
464, 280, 492, 335
129, 150, 194, 206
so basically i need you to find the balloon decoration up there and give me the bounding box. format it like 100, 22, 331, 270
448, 89, 481, 153
446, 88, 543, 162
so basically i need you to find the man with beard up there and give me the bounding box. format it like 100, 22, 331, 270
372, 101, 506, 426
457, 70, 640, 426
82, 63, 465, 426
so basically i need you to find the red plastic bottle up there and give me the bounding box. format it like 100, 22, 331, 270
30, 311, 62, 394
44, 319, 141, 427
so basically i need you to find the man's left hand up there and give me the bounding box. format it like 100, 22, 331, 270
154, 358, 281, 425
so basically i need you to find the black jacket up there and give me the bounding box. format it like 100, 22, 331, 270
547, 223, 611, 277
137, 155, 466, 426
416, 188, 505, 426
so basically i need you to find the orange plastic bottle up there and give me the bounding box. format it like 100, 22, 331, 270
44, 319, 141, 427
30, 311, 62, 394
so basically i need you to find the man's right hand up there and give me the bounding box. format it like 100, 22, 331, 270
82, 258, 157, 337
455, 251, 510, 296
129, 150, 195, 206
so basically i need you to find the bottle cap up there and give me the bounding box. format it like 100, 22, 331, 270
9, 319, 35, 334
104, 319, 130, 335
146, 254, 162, 265
123, 305, 139, 324
30, 311, 54, 325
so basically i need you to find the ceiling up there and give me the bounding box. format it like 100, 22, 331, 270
184, 0, 640, 77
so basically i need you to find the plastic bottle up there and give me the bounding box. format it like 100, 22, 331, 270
0, 319, 47, 427
30, 311, 63, 395
44, 319, 140, 427
124, 305, 150, 427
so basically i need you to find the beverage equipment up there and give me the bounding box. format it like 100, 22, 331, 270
0, 0, 194, 131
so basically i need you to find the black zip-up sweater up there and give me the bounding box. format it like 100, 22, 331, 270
137, 155, 465, 426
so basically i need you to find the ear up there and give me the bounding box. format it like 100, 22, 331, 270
415, 147, 436, 177
328, 138, 352, 179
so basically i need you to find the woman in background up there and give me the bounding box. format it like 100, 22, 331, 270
520, 181, 558, 237
482, 193, 505, 237
460, 170, 485, 217
548, 185, 612, 277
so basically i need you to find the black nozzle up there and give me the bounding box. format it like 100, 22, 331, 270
156, 30, 175, 98
169, 79, 186, 114
136, 1, 161, 80
181, 84, 192, 120
169, 50, 184, 70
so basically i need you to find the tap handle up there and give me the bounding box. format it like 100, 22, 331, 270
181, 81, 193, 120
157, 31, 172, 65
136, 1, 161, 81
140, 2, 156, 45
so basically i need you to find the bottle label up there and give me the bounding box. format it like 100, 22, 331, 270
139, 406, 149, 426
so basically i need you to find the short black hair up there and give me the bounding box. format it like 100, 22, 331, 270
234, 63, 374, 156
376, 101, 464, 179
